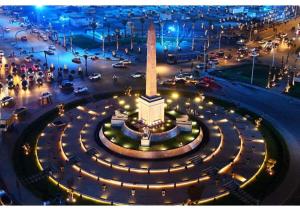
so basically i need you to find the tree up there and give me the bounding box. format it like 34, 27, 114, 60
121, 19, 128, 37
90, 18, 98, 41
140, 17, 145, 39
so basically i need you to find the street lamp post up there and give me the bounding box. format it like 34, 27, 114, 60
191, 23, 195, 51
218, 30, 224, 53
102, 33, 105, 57
272, 45, 276, 67
83, 55, 88, 76
44, 51, 48, 68
250, 52, 258, 85
160, 21, 164, 46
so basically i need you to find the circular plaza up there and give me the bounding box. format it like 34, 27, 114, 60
13, 89, 274, 205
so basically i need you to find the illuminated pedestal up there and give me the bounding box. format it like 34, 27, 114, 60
138, 96, 165, 126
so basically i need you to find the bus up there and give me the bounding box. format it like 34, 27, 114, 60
167, 51, 202, 64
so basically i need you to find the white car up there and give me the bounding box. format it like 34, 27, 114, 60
40, 92, 52, 99
74, 86, 88, 95
4, 27, 10, 32
1, 96, 14, 106
88, 73, 102, 81
131, 72, 145, 78
48, 45, 56, 51
0, 50, 4, 56
112, 62, 127, 68
121, 59, 132, 65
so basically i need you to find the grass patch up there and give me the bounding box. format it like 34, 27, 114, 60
210, 64, 275, 87
102, 114, 200, 151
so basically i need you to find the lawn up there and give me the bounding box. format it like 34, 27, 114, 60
102, 118, 200, 151
288, 83, 300, 99
211, 64, 273, 87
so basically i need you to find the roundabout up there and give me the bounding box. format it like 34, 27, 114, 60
31, 90, 268, 205
9, 22, 290, 205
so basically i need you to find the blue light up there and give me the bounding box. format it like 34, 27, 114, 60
168, 26, 176, 32
35, 5, 44, 9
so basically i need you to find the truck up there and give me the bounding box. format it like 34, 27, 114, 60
0, 113, 14, 132
167, 51, 202, 64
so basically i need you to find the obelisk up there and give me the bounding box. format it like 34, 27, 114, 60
138, 22, 165, 126
146, 22, 157, 97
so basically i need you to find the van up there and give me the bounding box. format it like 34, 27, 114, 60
0, 113, 15, 132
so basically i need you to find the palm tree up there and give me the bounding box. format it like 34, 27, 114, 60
139, 17, 145, 40
128, 21, 134, 50
121, 19, 128, 37
90, 18, 98, 41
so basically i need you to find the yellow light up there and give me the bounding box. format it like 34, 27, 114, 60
171, 92, 179, 100
194, 97, 201, 103
119, 100, 125, 105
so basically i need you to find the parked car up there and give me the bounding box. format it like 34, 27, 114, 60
13, 107, 28, 118
7, 81, 15, 90
88, 73, 102, 81
59, 81, 74, 91
1, 96, 14, 107
40, 92, 52, 99
74, 86, 88, 95
45, 50, 55, 55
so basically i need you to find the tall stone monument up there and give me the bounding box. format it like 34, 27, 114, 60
138, 22, 165, 126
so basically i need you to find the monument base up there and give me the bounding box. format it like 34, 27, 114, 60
138, 95, 165, 126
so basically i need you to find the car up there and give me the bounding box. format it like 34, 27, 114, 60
175, 72, 193, 81
74, 86, 88, 95
4, 27, 10, 32
258, 40, 266, 44
21, 80, 28, 90
40, 92, 52, 99
72, 57, 81, 64
121, 59, 132, 65
0, 50, 4, 56
1, 96, 14, 107
90, 56, 99, 61
280, 33, 288, 38
13, 107, 28, 118
112, 62, 127, 68
6, 74, 13, 82
32, 28, 39, 33
45, 50, 55, 55
131, 72, 145, 78
48, 45, 56, 51
20, 73, 27, 80
7, 81, 15, 90
196, 63, 205, 69
160, 79, 176, 86
20, 64, 27, 72
37, 71, 44, 78
36, 77, 43, 86
88, 73, 102, 81
24, 56, 32, 63
20, 36, 27, 41
59, 81, 74, 91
